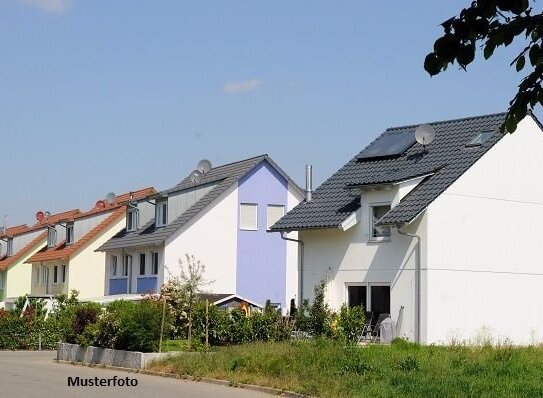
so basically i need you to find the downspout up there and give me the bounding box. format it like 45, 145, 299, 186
396, 224, 421, 344
279, 232, 305, 308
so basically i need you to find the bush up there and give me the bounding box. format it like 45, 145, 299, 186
71, 303, 102, 343
107, 299, 169, 352
335, 305, 365, 344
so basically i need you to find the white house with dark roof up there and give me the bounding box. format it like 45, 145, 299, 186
272, 112, 543, 345
98, 155, 304, 312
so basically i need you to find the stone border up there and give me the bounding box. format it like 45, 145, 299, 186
57, 343, 182, 369
56, 359, 314, 398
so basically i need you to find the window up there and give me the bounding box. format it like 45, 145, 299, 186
38, 266, 48, 286
53, 265, 66, 284
66, 223, 74, 245
371, 205, 391, 239
346, 283, 390, 319
267, 205, 284, 230
239, 203, 258, 230
122, 255, 130, 277
6, 238, 13, 257
127, 208, 138, 232
156, 201, 168, 227
347, 285, 367, 309
0, 271, 5, 289
151, 252, 159, 275
466, 131, 493, 147
47, 228, 57, 248
139, 253, 146, 275
110, 256, 118, 277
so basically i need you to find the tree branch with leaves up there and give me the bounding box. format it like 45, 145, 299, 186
425, 0, 542, 132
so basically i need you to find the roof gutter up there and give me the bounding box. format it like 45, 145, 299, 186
395, 223, 421, 344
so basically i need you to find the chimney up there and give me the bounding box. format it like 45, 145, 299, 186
305, 164, 313, 202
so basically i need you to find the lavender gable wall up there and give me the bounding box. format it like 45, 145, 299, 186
237, 161, 288, 309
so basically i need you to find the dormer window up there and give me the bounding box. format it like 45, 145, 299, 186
127, 208, 138, 232
47, 228, 57, 248
66, 222, 74, 245
6, 238, 13, 257
156, 200, 168, 227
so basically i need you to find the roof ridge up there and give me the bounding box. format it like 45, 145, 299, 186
206, 154, 268, 170
386, 111, 508, 132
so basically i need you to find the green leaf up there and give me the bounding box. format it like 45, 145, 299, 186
424, 53, 442, 76
484, 43, 495, 59
516, 55, 526, 71
529, 44, 540, 66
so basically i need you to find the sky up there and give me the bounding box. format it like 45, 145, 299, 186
0, 0, 537, 226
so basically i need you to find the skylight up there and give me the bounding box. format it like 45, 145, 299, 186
466, 131, 493, 147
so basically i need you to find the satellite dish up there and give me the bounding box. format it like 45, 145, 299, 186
197, 159, 212, 174
105, 192, 116, 205
96, 200, 106, 209
189, 170, 203, 183
36, 211, 45, 222
415, 124, 436, 147
44, 211, 51, 219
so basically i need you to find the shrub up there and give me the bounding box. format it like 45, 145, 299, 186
335, 305, 365, 344
109, 299, 169, 352
71, 303, 102, 342
309, 282, 333, 337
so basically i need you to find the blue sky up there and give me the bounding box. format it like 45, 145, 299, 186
0, 0, 535, 226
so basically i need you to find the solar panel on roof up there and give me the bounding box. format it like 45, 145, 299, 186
357, 130, 416, 160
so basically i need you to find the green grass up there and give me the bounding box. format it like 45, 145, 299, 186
149, 339, 543, 397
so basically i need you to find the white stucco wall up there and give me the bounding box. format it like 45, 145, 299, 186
68, 216, 126, 299
425, 116, 543, 345
300, 187, 427, 340
164, 184, 239, 294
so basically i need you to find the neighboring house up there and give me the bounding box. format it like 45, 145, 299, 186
272, 112, 543, 345
98, 155, 304, 311
0, 211, 81, 303
25, 188, 155, 299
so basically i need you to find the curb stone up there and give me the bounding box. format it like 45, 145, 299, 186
55, 359, 314, 398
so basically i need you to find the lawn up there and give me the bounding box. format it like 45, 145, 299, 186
149, 339, 543, 397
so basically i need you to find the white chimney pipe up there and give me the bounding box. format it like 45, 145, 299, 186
306, 165, 313, 202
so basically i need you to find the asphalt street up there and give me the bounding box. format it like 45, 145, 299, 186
0, 351, 270, 398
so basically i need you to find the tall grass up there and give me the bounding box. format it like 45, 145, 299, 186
150, 339, 543, 397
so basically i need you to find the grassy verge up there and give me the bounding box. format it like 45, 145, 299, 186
149, 339, 543, 397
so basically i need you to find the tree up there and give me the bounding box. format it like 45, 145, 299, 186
424, 0, 542, 132
162, 254, 213, 343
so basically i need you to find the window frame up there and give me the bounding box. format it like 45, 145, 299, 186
6, 238, 13, 257
345, 282, 391, 314
47, 228, 57, 248
53, 265, 66, 284
110, 255, 118, 277
155, 200, 168, 228
369, 203, 392, 241
151, 252, 159, 275
139, 253, 146, 276
266, 204, 285, 230
126, 208, 139, 232
239, 203, 258, 231
66, 222, 74, 245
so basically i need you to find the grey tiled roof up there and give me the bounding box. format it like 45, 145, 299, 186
271, 112, 509, 230
98, 155, 302, 251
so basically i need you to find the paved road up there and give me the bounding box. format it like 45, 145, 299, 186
0, 351, 270, 398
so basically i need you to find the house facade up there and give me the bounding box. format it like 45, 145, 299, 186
25, 188, 155, 299
98, 155, 304, 311
272, 113, 543, 345
0, 224, 47, 301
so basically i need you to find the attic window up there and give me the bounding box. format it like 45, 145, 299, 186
466, 131, 493, 147
6, 238, 13, 257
